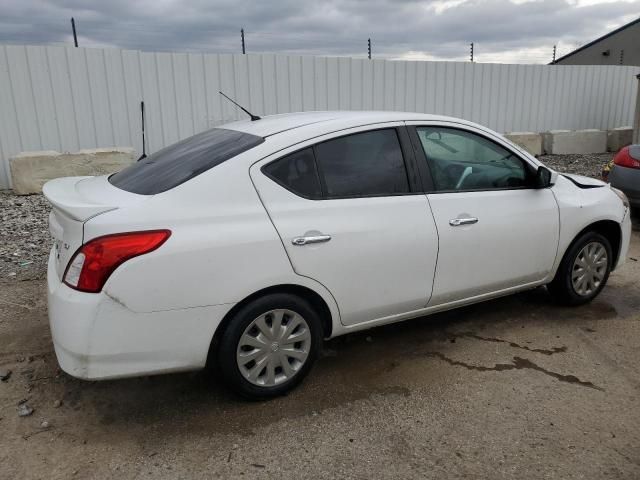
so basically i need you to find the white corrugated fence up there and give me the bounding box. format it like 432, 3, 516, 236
0, 44, 638, 189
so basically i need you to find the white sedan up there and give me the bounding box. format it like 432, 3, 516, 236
45, 111, 631, 399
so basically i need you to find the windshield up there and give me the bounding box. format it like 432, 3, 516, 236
109, 128, 264, 195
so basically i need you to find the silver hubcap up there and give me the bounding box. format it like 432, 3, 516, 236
236, 309, 311, 387
571, 242, 608, 296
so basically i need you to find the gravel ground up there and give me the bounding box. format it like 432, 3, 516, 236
538, 153, 613, 179
0, 153, 616, 285
0, 191, 50, 282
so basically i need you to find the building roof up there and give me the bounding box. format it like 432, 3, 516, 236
553, 16, 640, 64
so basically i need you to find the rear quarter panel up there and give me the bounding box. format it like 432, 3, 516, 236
83, 155, 338, 319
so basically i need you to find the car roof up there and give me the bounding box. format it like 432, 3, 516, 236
220, 110, 541, 170
222, 111, 467, 138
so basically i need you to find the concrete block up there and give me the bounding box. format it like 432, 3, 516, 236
542, 130, 569, 155
10, 147, 135, 195
607, 126, 633, 152
504, 132, 542, 156
542, 129, 607, 155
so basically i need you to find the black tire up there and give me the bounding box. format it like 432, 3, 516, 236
547, 231, 613, 306
216, 293, 323, 400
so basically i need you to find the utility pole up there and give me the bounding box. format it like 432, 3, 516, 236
241, 28, 246, 54
470, 42, 474, 62
367, 38, 371, 59
71, 17, 78, 47
552, 45, 556, 64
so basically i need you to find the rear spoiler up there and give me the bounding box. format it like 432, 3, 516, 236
42, 177, 117, 222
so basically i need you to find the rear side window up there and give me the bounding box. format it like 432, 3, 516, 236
314, 129, 409, 198
109, 128, 264, 195
263, 148, 322, 199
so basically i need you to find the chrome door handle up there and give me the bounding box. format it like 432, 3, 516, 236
292, 235, 332, 246
449, 217, 478, 227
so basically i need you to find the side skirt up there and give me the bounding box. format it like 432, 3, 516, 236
329, 279, 547, 338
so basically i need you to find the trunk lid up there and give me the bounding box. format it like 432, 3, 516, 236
42, 175, 148, 280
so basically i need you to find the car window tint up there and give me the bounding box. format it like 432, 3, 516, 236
263, 148, 322, 198
314, 129, 410, 197
109, 128, 264, 195
416, 127, 528, 191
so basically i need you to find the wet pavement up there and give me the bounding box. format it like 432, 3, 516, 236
1, 225, 639, 479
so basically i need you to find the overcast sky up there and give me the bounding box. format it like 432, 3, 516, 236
0, 0, 638, 64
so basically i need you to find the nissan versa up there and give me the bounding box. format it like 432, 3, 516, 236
44, 111, 631, 399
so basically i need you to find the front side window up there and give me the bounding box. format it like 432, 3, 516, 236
314, 129, 410, 198
110, 128, 264, 195
416, 127, 529, 191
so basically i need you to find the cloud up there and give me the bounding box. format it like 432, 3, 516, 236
0, 0, 637, 63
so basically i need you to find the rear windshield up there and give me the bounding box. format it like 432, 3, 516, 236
109, 128, 264, 195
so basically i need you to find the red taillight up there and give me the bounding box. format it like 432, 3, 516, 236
613, 146, 640, 169
63, 230, 171, 293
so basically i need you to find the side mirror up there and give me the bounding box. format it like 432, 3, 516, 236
534, 166, 553, 189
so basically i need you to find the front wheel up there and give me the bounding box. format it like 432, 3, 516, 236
217, 293, 323, 399
547, 231, 612, 306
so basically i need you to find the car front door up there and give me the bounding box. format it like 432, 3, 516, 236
251, 124, 439, 326
407, 122, 559, 306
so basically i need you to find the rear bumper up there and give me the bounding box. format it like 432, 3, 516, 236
609, 166, 640, 207
47, 249, 233, 380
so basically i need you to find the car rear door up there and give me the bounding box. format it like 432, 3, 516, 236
250, 124, 439, 327
406, 121, 559, 306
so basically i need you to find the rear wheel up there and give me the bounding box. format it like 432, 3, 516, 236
547, 231, 612, 305
217, 293, 322, 399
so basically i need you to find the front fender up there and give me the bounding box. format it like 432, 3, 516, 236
547, 175, 627, 280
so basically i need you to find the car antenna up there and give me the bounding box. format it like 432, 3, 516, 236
218, 91, 261, 121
